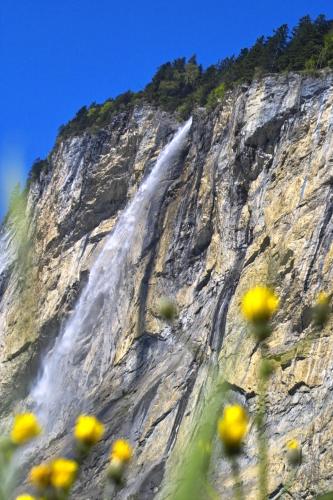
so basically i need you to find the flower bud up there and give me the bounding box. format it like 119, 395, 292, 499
260, 359, 275, 380
157, 296, 178, 322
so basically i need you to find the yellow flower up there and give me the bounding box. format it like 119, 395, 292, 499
286, 439, 299, 450
74, 415, 105, 446
50, 458, 78, 490
16, 496, 37, 500
286, 439, 302, 466
313, 291, 330, 327
110, 439, 133, 463
316, 291, 330, 306
218, 405, 248, 455
242, 286, 279, 324
29, 463, 52, 489
11, 413, 41, 445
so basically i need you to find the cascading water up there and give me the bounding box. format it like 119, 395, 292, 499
0, 229, 14, 334
0, 229, 13, 277
30, 118, 192, 432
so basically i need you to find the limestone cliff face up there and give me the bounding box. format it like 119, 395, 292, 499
1, 71, 333, 498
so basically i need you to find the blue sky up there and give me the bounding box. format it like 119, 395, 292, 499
1, 0, 333, 214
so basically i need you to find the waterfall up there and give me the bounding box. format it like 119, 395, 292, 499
30, 118, 192, 431
0, 229, 13, 277
0, 229, 16, 343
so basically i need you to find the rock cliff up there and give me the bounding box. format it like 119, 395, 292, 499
1, 71, 333, 498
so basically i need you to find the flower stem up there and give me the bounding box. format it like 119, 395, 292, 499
203, 479, 220, 500
231, 457, 244, 500
256, 348, 269, 500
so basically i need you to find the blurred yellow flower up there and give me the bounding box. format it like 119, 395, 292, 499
286, 438, 299, 450
218, 404, 248, 455
50, 458, 78, 490
110, 439, 133, 463
242, 286, 279, 324
16, 496, 37, 500
11, 413, 41, 445
313, 291, 331, 327
74, 415, 105, 446
316, 291, 330, 306
286, 438, 302, 466
29, 463, 52, 489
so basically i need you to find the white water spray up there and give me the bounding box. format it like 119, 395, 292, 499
0, 230, 13, 277
30, 118, 192, 429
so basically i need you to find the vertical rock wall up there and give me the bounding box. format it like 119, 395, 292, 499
0, 72, 332, 498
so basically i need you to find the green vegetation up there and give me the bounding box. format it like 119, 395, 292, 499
27, 15, 333, 183
206, 82, 226, 110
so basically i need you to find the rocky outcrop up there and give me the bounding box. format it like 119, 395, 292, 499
1, 71, 333, 498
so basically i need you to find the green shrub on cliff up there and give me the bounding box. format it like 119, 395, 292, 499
206, 83, 226, 109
